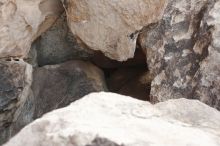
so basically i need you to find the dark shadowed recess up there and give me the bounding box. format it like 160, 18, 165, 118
92, 47, 151, 101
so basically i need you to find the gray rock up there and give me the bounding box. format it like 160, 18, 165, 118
192, 1, 220, 110
4, 92, 220, 146
25, 40, 39, 67
36, 13, 93, 66
138, 0, 220, 109
31, 60, 107, 118
0, 60, 33, 144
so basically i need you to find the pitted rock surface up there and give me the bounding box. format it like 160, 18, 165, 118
192, 1, 220, 110
138, 0, 220, 110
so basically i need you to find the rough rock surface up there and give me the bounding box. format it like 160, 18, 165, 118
0, 0, 63, 59
4, 92, 220, 146
65, 0, 167, 61
31, 60, 107, 118
36, 13, 93, 66
193, 0, 220, 110
0, 60, 33, 144
25, 39, 39, 67
138, 0, 220, 109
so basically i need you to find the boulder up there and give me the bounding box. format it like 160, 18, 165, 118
36, 13, 93, 66
0, 0, 63, 58
138, 0, 220, 109
0, 60, 33, 144
4, 92, 220, 146
65, 0, 167, 61
31, 60, 107, 118
192, 1, 220, 110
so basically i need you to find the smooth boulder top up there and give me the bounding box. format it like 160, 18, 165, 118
4, 92, 220, 146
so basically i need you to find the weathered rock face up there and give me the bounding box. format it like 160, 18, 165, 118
66, 0, 167, 61
0, 60, 33, 144
36, 13, 93, 66
138, 0, 220, 109
1, 0, 220, 145
31, 60, 107, 118
25, 39, 39, 67
0, 0, 63, 59
193, 1, 220, 110
4, 92, 220, 146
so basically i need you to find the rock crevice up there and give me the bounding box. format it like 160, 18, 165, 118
1, 0, 220, 145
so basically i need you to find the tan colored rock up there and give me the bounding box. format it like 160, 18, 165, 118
4, 92, 220, 146
66, 0, 167, 61
0, 0, 63, 58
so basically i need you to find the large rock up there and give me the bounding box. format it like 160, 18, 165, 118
4, 92, 220, 146
0, 60, 33, 144
36, 13, 93, 66
31, 60, 107, 118
65, 0, 167, 61
25, 39, 39, 67
192, 1, 220, 110
138, 0, 220, 109
0, 0, 63, 59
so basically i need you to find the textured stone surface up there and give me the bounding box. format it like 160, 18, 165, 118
36, 13, 93, 66
25, 39, 39, 67
193, 0, 220, 110
0, 60, 33, 144
138, 0, 220, 109
66, 0, 167, 61
31, 60, 107, 119
0, 0, 63, 59
4, 92, 220, 146
1, 0, 220, 145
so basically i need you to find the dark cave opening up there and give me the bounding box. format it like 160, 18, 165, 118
26, 33, 152, 102
91, 47, 151, 101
